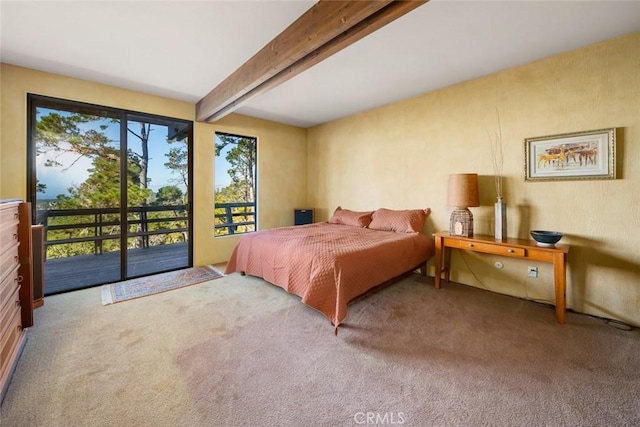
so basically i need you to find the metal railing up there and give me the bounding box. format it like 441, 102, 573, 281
214, 202, 256, 236
35, 201, 255, 259
36, 205, 188, 259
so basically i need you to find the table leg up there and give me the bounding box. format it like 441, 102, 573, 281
553, 252, 566, 324
443, 247, 451, 284
434, 236, 443, 289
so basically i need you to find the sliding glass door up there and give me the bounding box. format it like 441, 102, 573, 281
28, 95, 193, 294
125, 115, 190, 278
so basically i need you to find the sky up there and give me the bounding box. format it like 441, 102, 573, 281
214, 134, 233, 190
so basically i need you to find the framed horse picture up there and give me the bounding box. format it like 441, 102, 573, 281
524, 128, 616, 181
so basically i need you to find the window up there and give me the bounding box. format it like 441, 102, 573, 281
214, 132, 257, 236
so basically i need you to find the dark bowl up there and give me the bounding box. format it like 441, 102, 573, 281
530, 230, 563, 246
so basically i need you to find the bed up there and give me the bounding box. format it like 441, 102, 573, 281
224, 207, 435, 332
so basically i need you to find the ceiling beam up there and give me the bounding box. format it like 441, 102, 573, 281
196, 0, 428, 123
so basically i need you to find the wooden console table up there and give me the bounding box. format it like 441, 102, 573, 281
433, 232, 570, 324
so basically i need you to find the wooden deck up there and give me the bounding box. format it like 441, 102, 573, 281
43, 242, 190, 295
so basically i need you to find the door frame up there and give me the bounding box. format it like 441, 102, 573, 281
26, 94, 194, 285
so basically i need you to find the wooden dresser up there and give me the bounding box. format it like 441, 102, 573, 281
0, 200, 34, 403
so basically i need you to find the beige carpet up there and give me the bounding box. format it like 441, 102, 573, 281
1, 272, 638, 426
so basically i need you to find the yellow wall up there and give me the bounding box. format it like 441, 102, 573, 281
0, 64, 307, 266
198, 113, 307, 263
307, 32, 640, 326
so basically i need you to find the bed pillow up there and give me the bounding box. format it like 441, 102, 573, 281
368, 208, 431, 233
328, 206, 374, 228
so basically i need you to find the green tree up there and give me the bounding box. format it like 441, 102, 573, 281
36, 112, 111, 163
164, 140, 188, 191
214, 134, 257, 236
54, 148, 150, 209
154, 185, 183, 206
126, 122, 153, 248
127, 122, 152, 192
215, 134, 256, 203
37, 111, 154, 206
150, 185, 187, 244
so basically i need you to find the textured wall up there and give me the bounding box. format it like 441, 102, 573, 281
0, 64, 307, 266
307, 32, 640, 326
202, 113, 307, 264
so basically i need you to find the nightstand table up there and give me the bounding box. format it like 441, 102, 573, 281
433, 232, 570, 324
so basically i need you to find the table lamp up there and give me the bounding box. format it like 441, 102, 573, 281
447, 173, 479, 237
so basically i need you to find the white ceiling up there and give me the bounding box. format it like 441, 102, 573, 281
2, 1, 640, 128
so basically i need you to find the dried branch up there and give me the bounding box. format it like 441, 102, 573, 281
488, 108, 504, 199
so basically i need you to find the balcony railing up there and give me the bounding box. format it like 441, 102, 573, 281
35, 201, 254, 259
36, 205, 188, 259
214, 202, 256, 236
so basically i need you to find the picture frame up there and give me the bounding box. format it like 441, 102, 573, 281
524, 128, 616, 181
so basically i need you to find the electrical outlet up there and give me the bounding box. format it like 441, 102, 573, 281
527, 266, 538, 278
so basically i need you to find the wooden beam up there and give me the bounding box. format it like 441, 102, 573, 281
196, 0, 428, 123
203, 0, 428, 123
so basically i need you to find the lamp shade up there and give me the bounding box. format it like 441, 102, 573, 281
447, 174, 479, 207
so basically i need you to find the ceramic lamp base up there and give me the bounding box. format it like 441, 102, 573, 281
450, 207, 474, 237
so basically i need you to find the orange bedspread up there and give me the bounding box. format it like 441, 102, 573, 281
225, 223, 434, 327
